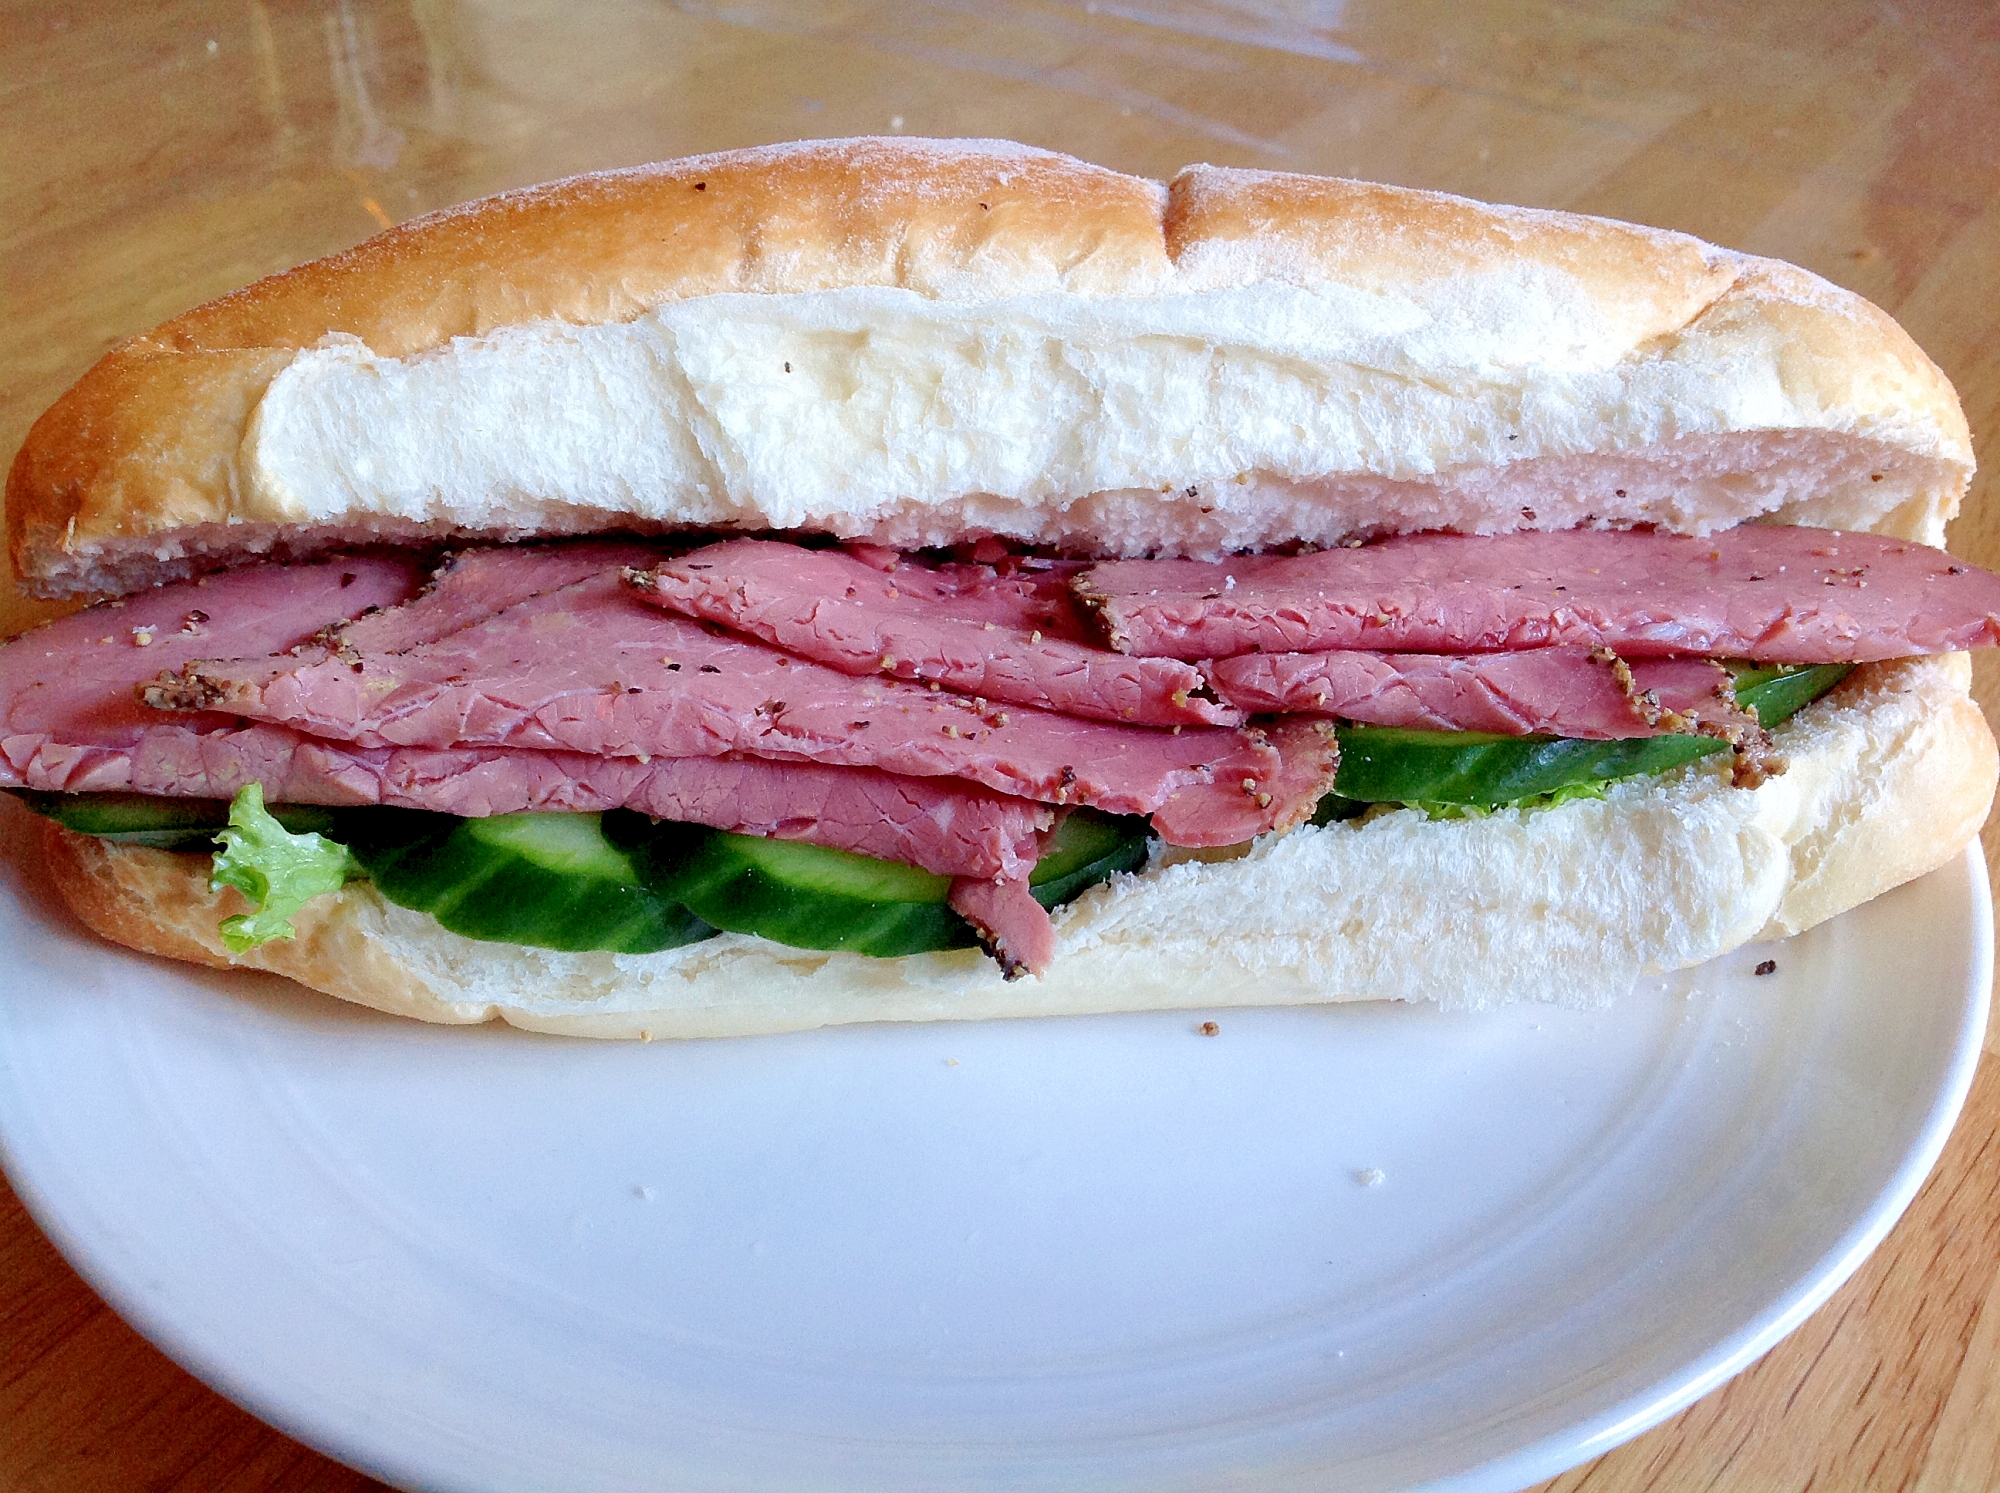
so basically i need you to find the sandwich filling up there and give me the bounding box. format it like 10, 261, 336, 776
6, 525, 1998, 977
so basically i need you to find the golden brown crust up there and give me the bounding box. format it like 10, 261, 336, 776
43, 820, 237, 972
148, 141, 1174, 359
1684, 261, 1973, 464
42, 822, 494, 1025
1164, 167, 1967, 467
8, 139, 1972, 596
7, 347, 295, 573
1164, 165, 1741, 347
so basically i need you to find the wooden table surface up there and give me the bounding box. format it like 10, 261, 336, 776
4, 2, 2000, 1489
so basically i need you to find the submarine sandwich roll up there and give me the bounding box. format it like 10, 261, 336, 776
5, 138, 1997, 1038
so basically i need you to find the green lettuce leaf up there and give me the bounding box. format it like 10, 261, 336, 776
209, 785, 357, 952
1314, 776, 1612, 827
1407, 779, 1611, 821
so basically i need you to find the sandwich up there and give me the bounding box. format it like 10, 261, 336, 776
5, 137, 1996, 1039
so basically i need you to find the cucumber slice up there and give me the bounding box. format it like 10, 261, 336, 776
1327, 662, 1850, 808
632, 824, 977, 957
625, 809, 1153, 958
1028, 811, 1152, 907
1331, 730, 1718, 806
19, 784, 1151, 960
1732, 662, 1852, 726
346, 809, 715, 954
12, 789, 342, 849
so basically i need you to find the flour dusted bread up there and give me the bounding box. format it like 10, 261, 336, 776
7, 139, 1973, 598
41, 657, 1997, 1039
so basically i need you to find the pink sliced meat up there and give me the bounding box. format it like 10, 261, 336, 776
1074, 527, 2000, 662
635, 539, 1240, 727
1206, 647, 1752, 739
616, 758, 1051, 879
0, 552, 1047, 877
948, 876, 1056, 978
1150, 718, 1338, 844
341, 539, 669, 654
161, 572, 1331, 844
201, 540, 673, 703
0, 556, 424, 762
4, 714, 1047, 880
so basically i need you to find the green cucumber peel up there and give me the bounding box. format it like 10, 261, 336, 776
12, 788, 341, 848
208, 785, 361, 952
31, 788, 1149, 961
722, 834, 953, 903
348, 810, 715, 955
1319, 662, 1851, 816
1028, 811, 1152, 906
1731, 662, 1852, 727
633, 824, 976, 956
624, 809, 1154, 958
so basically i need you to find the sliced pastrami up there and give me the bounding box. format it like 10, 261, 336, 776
196, 539, 676, 707
1206, 647, 1753, 739
341, 539, 669, 654
0, 559, 1050, 878
0, 556, 424, 766
159, 572, 1325, 843
633, 540, 1239, 727
1150, 718, 1339, 845
5, 714, 1047, 881
1074, 527, 2000, 662
948, 875, 1056, 978
382, 750, 1053, 879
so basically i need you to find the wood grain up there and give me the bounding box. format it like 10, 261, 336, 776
3, 2, 1998, 1490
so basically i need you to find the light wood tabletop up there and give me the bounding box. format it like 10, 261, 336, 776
4, 2, 1999, 1489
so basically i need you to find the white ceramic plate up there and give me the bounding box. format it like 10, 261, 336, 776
0, 799, 1987, 1493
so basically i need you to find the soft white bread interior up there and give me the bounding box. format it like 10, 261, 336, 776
9, 139, 1974, 597
42, 655, 1996, 1039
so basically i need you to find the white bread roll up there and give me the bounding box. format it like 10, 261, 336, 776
6, 139, 1972, 596
41, 656, 1996, 1038
10, 139, 1993, 1036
